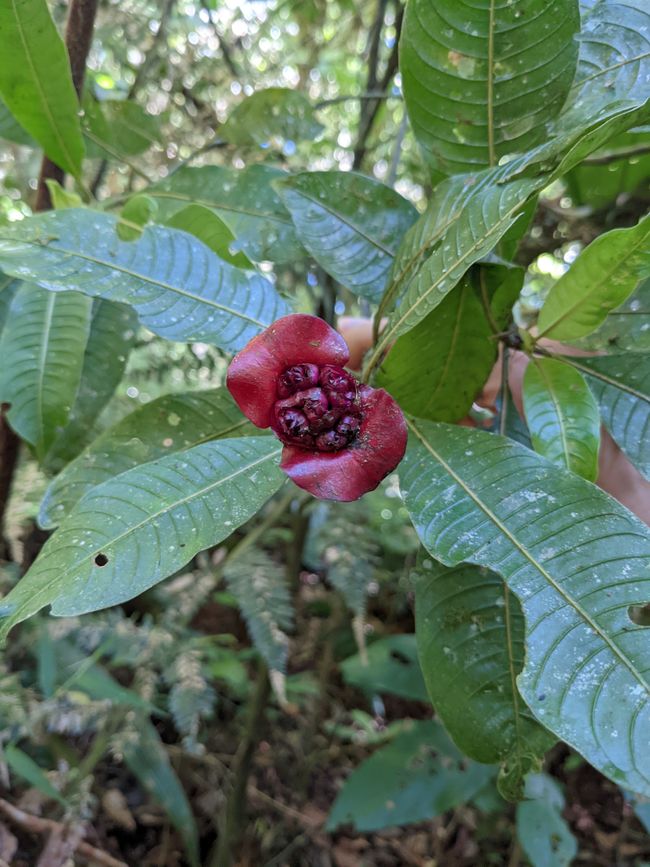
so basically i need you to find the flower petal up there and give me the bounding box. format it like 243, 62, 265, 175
227, 314, 350, 428
280, 386, 407, 501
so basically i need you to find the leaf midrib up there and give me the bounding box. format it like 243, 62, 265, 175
11, 445, 283, 623
35, 292, 56, 457
11, 0, 80, 177
406, 418, 650, 697
0, 236, 269, 330
530, 358, 571, 471
149, 190, 292, 226
538, 220, 650, 338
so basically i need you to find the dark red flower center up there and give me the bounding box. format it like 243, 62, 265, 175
274, 364, 362, 452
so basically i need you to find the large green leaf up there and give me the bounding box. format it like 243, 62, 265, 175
570, 354, 650, 479
537, 213, 650, 340
522, 357, 600, 481
326, 719, 494, 831
39, 387, 256, 528
122, 717, 199, 866
166, 204, 253, 269
0, 0, 84, 177
0, 96, 34, 146
414, 557, 555, 800
400, 0, 579, 175
277, 172, 417, 303
565, 129, 650, 209
0, 272, 17, 335
44, 301, 138, 472
577, 278, 650, 353
221, 87, 323, 147
0, 209, 289, 351
147, 165, 303, 264
369, 168, 542, 367
401, 419, 650, 797
377, 265, 522, 422
0, 284, 92, 459
0, 437, 284, 637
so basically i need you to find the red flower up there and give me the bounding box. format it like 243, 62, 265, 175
227, 314, 407, 501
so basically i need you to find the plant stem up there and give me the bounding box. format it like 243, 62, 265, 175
210, 662, 271, 867
35, 0, 99, 210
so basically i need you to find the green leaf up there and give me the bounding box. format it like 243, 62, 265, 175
400, 0, 580, 175
576, 278, 650, 353
377, 266, 522, 422
0, 209, 289, 351
221, 87, 323, 147
4, 744, 68, 807
370, 167, 543, 365
166, 204, 253, 269
147, 165, 303, 264
341, 634, 429, 703
0, 96, 35, 145
0, 0, 84, 177
537, 214, 650, 340
0, 437, 284, 637
564, 129, 650, 209
224, 548, 293, 674
522, 357, 600, 481
39, 387, 256, 528
122, 717, 199, 866
570, 354, 650, 480
277, 172, 417, 302
43, 300, 138, 472
516, 774, 577, 867
45, 179, 82, 210
414, 556, 555, 800
0, 273, 17, 335
0, 285, 92, 459
326, 719, 494, 832
401, 419, 650, 797
117, 194, 158, 241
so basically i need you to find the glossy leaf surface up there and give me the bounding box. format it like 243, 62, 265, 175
0, 285, 92, 459
537, 214, 650, 340
148, 165, 302, 263
400, 0, 579, 175
0, 209, 288, 351
278, 171, 417, 302
0, 0, 84, 176
401, 420, 650, 797
0, 437, 284, 637
415, 556, 554, 800
39, 387, 257, 528
166, 204, 253, 269
523, 357, 600, 481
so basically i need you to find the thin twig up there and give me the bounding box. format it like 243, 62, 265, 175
314, 91, 397, 110
581, 143, 650, 166
0, 799, 127, 867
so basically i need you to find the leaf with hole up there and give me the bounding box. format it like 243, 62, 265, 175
0, 0, 84, 176
277, 171, 417, 303
537, 213, 650, 340
39, 387, 257, 528
401, 419, 650, 797
523, 357, 600, 481
414, 555, 555, 800
147, 164, 302, 263
0, 209, 289, 351
0, 437, 285, 638
0, 285, 92, 460
400, 0, 580, 175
